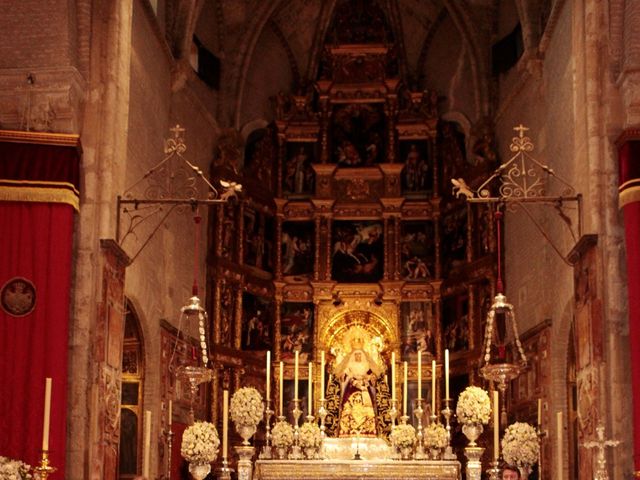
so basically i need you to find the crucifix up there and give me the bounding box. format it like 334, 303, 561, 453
582, 425, 620, 480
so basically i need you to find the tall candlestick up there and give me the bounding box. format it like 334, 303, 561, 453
42, 377, 52, 451
431, 360, 436, 413
493, 391, 499, 461
279, 361, 284, 416
223, 390, 229, 459
168, 399, 172, 425
557, 411, 563, 480
537, 398, 542, 426
444, 349, 450, 399
391, 351, 396, 403
403, 361, 408, 416
266, 350, 271, 400
308, 362, 313, 414
417, 350, 422, 400
320, 351, 325, 399
143, 410, 151, 479
294, 351, 299, 400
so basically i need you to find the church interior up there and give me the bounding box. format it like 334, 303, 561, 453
1, 1, 639, 479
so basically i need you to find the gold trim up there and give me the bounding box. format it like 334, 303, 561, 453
619, 185, 640, 209
1, 179, 79, 196
0, 129, 80, 148
0, 185, 79, 211
619, 178, 640, 192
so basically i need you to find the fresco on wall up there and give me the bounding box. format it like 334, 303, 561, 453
401, 301, 435, 360
401, 221, 435, 281
244, 210, 274, 273
400, 141, 432, 194
331, 104, 385, 167
281, 221, 315, 281
284, 143, 315, 195
442, 292, 469, 353
331, 220, 384, 282
241, 293, 273, 351
280, 302, 314, 365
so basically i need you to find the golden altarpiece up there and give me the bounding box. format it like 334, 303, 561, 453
199, 2, 501, 477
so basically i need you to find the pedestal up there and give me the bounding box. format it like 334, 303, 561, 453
464, 446, 485, 480
235, 446, 255, 480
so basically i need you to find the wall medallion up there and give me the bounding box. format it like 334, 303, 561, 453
1, 277, 36, 317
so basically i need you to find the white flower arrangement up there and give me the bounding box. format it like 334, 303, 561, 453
271, 420, 295, 448
423, 423, 448, 449
230, 387, 264, 426
502, 422, 540, 467
299, 422, 322, 449
0, 456, 32, 480
180, 421, 220, 463
389, 423, 417, 448
456, 386, 491, 424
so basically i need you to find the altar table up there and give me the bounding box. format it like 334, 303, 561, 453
253, 459, 461, 480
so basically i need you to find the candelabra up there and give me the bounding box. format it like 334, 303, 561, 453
583, 425, 620, 480
537, 426, 547, 480
260, 399, 274, 459
34, 450, 56, 480
318, 398, 328, 439
163, 426, 174, 478
389, 399, 400, 460
413, 399, 426, 459
486, 459, 501, 480
217, 457, 233, 480
290, 398, 304, 459
441, 398, 456, 460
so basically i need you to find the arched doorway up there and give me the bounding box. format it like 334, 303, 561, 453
118, 300, 145, 480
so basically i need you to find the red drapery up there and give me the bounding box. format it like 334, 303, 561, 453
617, 131, 640, 475
0, 132, 80, 478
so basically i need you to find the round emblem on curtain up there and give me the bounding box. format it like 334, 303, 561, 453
1, 277, 36, 317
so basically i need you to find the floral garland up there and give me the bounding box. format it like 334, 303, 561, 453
230, 387, 264, 426
299, 422, 322, 449
271, 420, 294, 448
180, 421, 220, 463
423, 423, 448, 449
456, 386, 491, 424
389, 424, 416, 448
502, 422, 540, 467
0, 456, 32, 480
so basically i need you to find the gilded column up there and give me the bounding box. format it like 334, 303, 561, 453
212, 279, 222, 344
433, 297, 442, 361
277, 132, 286, 198
466, 203, 473, 262
385, 97, 397, 163
383, 216, 390, 280
234, 286, 244, 388
319, 97, 330, 164
394, 216, 401, 280
275, 214, 283, 280
430, 138, 438, 198
274, 297, 283, 360
314, 216, 322, 281
434, 216, 442, 279
325, 217, 332, 280
237, 202, 245, 265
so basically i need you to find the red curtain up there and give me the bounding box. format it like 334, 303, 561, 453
0, 135, 79, 478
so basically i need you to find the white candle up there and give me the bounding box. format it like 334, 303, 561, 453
391, 351, 396, 403
493, 391, 499, 461
444, 349, 450, 399
320, 351, 325, 400
223, 390, 229, 459
417, 350, 422, 400
308, 362, 313, 414
168, 399, 172, 426
403, 361, 408, 416
266, 350, 271, 401
294, 351, 299, 400
142, 410, 151, 479
431, 360, 436, 413
537, 398, 542, 426
42, 377, 52, 451
557, 411, 563, 480
279, 361, 284, 416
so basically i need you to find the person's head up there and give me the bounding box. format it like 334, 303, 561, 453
502, 465, 520, 480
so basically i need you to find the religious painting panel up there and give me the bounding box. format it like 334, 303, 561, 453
442, 292, 469, 354
218, 281, 235, 347
400, 221, 435, 281
241, 292, 273, 351
283, 142, 316, 196
220, 203, 236, 260
441, 207, 467, 276
244, 210, 274, 273
400, 301, 435, 360
283, 379, 310, 423
243, 126, 276, 190
400, 140, 433, 194
331, 220, 384, 282
331, 104, 386, 167
281, 221, 315, 281
280, 302, 314, 365
473, 203, 492, 259
437, 121, 467, 197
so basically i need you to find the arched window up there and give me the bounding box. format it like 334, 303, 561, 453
118, 300, 145, 480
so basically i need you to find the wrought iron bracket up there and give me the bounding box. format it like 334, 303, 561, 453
115, 125, 241, 263
454, 124, 583, 265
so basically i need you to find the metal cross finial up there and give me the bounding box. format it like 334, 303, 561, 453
170, 124, 185, 139
513, 124, 529, 138
582, 425, 620, 480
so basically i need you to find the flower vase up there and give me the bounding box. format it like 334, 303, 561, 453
430, 448, 441, 460
400, 446, 413, 460
276, 447, 288, 459
188, 462, 211, 480
237, 423, 257, 446
462, 423, 483, 447
304, 447, 317, 459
